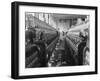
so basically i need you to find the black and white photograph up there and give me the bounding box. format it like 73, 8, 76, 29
25, 12, 90, 68
11, 2, 97, 79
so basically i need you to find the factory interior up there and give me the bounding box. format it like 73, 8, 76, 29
25, 12, 90, 68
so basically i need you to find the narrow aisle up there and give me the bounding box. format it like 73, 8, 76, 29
48, 34, 67, 67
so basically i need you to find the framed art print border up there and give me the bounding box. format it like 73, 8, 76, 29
11, 1, 98, 79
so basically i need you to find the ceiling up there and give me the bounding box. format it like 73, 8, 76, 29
52, 14, 87, 20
